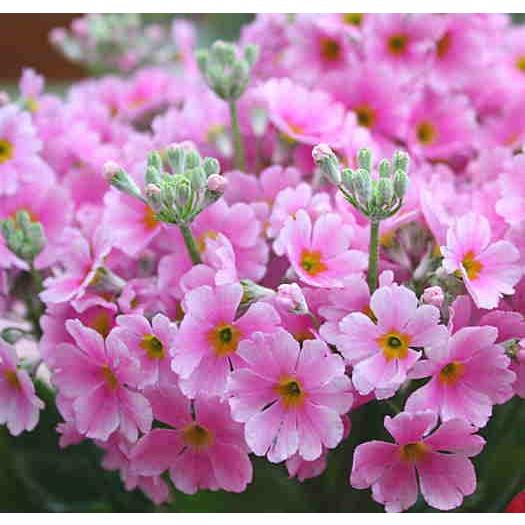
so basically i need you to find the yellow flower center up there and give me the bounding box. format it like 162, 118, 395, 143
0, 139, 14, 164
139, 334, 165, 360
387, 33, 408, 55
461, 250, 483, 281
515, 55, 525, 73
438, 361, 465, 385
275, 376, 306, 409
143, 206, 159, 231
207, 323, 242, 357
101, 364, 119, 390
86, 311, 113, 338
342, 13, 363, 26
399, 441, 429, 463
320, 37, 342, 61
300, 249, 327, 276
182, 423, 214, 450
377, 331, 412, 361
436, 32, 452, 59
3, 369, 21, 390
197, 230, 219, 253
354, 104, 376, 129
26, 97, 39, 113
416, 121, 438, 145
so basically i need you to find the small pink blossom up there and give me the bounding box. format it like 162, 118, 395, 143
171, 282, 281, 397
338, 284, 448, 398
227, 329, 353, 463
0, 340, 44, 436
281, 210, 367, 288
351, 410, 485, 512
406, 326, 515, 427
441, 212, 522, 310
52, 319, 152, 441
131, 384, 252, 494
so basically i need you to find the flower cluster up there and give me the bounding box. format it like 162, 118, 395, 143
0, 13, 524, 512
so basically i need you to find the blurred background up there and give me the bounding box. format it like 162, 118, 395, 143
0, 13, 524, 513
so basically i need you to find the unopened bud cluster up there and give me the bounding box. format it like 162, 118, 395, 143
197, 40, 259, 102
313, 145, 410, 222
1, 210, 45, 263
105, 144, 226, 227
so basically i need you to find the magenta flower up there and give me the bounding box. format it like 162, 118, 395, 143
351, 410, 485, 512
496, 153, 525, 227
406, 326, 516, 427
40, 227, 113, 308
0, 340, 44, 436
260, 78, 346, 145
227, 329, 353, 463
52, 319, 152, 441
441, 212, 522, 310
130, 385, 252, 494
338, 285, 448, 398
281, 209, 367, 288
0, 104, 43, 195
171, 283, 281, 397
112, 313, 178, 387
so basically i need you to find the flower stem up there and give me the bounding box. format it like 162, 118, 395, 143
179, 223, 202, 265
229, 100, 245, 171
367, 220, 380, 294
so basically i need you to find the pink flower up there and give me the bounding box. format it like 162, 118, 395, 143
406, 326, 516, 427
130, 384, 252, 494
351, 410, 485, 512
111, 313, 178, 387
406, 88, 476, 160
281, 210, 367, 288
40, 227, 114, 308
338, 285, 448, 398
441, 212, 522, 310
0, 104, 44, 195
259, 78, 346, 145
227, 329, 353, 463
52, 319, 152, 441
102, 191, 162, 258
171, 283, 281, 397
0, 340, 44, 436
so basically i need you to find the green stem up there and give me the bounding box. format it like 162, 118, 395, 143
367, 220, 380, 294
179, 223, 202, 265
229, 100, 245, 171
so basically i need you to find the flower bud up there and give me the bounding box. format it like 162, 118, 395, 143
276, 283, 309, 314
104, 162, 143, 201
173, 177, 193, 209
207, 174, 227, 193
145, 184, 162, 213
392, 150, 410, 173
351, 168, 372, 203
340, 168, 354, 192
312, 144, 341, 186
393, 169, 409, 200
421, 286, 444, 308
357, 148, 372, 172
184, 150, 201, 170
376, 178, 394, 207
203, 157, 221, 177
243, 44, 259, 67
145, 165, 162, 186
378, 159, 391, 178
166, 144, 186, 173
147, 151, 163, 171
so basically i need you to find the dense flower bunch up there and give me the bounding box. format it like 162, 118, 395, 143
0, 13, 524, 512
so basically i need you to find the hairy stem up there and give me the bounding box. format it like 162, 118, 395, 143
367, 220, 380, 294
229, 101, 246, 171
179, 223, 202, 265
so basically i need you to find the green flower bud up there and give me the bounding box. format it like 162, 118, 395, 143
340, 168, 354, 192
1, 211, 46, 262
187, 167, 207, 191
145, 165, 162, 186
244, 44, 259, 67
147, 151, 163, 171
352, 168, 372, 204
392, 150, 410, 173
312, 144, 341, 186
393, 169, 409, 200
378, 159, 391, 178
357, 148, 372, 172
145, 184, 162, 213
173, 176, 193, 210
166, 144, 186, 174
377, 178, 394, 207
104, 162, 143, 201
184, 150, 201, 170
202, 157, 221, 177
